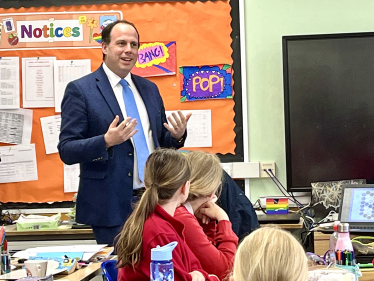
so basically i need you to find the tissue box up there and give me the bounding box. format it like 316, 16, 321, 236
16, 214, 61, 231
266, 198, 289, 215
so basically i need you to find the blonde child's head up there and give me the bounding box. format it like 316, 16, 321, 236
185, 151, 222, 201
232, 226, 308, 281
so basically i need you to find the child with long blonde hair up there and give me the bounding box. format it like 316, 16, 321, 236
174, 151, 238, 280
116, 148, 219, 281
231, 226, 308, 281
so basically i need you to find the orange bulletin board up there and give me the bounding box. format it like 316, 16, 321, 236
0, 0, 236, 203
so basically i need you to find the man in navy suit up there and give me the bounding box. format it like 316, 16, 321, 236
58, 20, 191, 245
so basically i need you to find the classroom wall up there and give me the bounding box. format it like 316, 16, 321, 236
245, 0, 374, 202
0, 1, 234, 203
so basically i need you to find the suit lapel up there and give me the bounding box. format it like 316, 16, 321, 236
95, 65, 124, 121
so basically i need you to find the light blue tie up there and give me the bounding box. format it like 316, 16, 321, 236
119, 79, 149, 182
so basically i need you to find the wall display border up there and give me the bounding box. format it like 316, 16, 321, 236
0, 0, 244, 208
0, 0, 225, 9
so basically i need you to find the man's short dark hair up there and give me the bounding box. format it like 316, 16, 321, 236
101, 20, 140, 61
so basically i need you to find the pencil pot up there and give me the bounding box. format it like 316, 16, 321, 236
150, 260, 174, 281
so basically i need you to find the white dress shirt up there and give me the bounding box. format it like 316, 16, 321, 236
103, 63, 155, 189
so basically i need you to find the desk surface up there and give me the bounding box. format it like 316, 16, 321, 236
54, 262, 103, 281
260, 222, 303, 229
259, 217, 304, 229
0, 261, 103, 281
360, 269, 374, 281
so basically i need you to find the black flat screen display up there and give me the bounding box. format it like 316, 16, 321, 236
283, 32, 374, 191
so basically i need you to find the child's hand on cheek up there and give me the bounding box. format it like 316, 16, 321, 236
195, 204, 211, 224
198, 201, 229, 222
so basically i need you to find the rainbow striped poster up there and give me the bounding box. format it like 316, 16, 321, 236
266, 198, 289, 215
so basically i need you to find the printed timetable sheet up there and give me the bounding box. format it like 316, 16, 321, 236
54, 59, 91, 112
0, 57, 20, 109
63, 163, 80, 193
40, 114, 61, 154
0, 108, 32, 144
166, 109, 212, 147
0, 144, 38, 183
22, 57, 55, 108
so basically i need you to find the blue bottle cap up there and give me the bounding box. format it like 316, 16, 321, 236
151, 241, 178, 261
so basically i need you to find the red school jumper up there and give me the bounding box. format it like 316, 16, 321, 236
118, 204, 219, 281
174, 204, 238, 280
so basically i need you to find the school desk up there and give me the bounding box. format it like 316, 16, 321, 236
0, 259, 106, 281
53, 260, 104, 281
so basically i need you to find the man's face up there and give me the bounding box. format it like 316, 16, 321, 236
102, 23, 139, 78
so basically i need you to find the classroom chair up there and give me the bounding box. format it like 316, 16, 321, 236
101, 260, 118, 281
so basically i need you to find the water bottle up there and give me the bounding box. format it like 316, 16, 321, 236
329, 221, 340, 251
334, 223, 354, 265
335, 223, 353, 252
150, 241, 178, 281
328, 221, 340, 264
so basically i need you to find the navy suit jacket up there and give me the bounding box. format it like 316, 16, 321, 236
218, 171, 260, 240
58, 65, 185, 227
